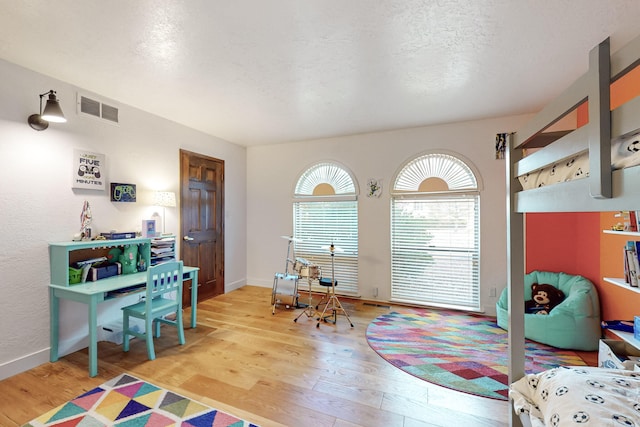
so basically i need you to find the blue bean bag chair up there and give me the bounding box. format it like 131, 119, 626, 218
496, 271, 601, 351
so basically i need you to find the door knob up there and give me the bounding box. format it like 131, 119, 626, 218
183, 236, 194, 241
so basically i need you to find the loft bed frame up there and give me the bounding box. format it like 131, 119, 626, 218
506, 35, 640, 426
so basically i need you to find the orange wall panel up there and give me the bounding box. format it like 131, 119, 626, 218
526, 212, 640, 321
611, 65, 640, 109
577, 102, 588, 128
526, 212, 601, 284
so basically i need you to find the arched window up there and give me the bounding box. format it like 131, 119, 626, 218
391, 152, 481, 311
293, 162, 359, 295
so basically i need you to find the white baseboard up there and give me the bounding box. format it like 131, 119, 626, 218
482, 305, 497, 317
246, 278, 274, 288
225, 278, 247, 292
0, 348, 50, 381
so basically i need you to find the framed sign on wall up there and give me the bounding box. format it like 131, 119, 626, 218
110, 183, 137, 202
73, 149, 106, 190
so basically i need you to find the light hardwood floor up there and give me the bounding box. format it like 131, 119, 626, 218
2, 285, 588, 427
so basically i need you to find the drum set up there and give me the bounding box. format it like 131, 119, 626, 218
313, 242, 354, 328
271, 235, 321, 315
291, 256, 321, 321
271, 235, 353, 327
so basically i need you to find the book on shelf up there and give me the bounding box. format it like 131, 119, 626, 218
629, 211, 638, 232
624, 247, 631, 284
151, 246, 174, 254
152, 236, 175, 243
151, 256, 176, 265
636, 241, 640, 286
625, 240, 640, 287
99, 231, 137, 240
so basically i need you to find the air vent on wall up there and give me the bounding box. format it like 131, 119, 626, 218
77, 92, 120, 124
101, 103, 119, 123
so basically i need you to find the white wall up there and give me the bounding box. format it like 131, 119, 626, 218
247, 116, 531, 314
0, 58, 247, 379
0, 53, 533, 380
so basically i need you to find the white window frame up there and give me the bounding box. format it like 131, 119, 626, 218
292, 162, 359, 296
390, 152, 481, 311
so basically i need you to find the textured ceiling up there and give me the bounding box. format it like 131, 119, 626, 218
1, 1, 640, 146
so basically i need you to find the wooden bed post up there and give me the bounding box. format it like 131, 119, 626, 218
506, 133, 525, 427
588, 38, 611, 199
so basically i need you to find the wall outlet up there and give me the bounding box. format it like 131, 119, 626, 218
373, 287, 378, 297
489, 287, 497, 297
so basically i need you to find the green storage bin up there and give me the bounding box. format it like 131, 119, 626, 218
69, 267, 82, 285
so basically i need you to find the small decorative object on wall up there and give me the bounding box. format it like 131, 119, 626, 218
73, 149, 106, 190
367, 178, 382, 198
110, 183, 137, 202
495, 133, 507, 159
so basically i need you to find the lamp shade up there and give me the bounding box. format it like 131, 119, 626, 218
27, 89, 66, 131
41, 91, 66, 123
153, 191, 176, 207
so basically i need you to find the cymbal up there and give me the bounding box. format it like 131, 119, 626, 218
281, 235, 303, 242
321, 244, 344, 253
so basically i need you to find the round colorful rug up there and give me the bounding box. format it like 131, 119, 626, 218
365, 308, 587, 400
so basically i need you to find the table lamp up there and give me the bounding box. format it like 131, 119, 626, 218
153, 191, 176, 234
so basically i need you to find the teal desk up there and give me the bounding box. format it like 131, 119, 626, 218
49, 266, 199, 377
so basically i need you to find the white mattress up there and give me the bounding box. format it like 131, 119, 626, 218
518, 132, 640, 190
510, 366, 640, 427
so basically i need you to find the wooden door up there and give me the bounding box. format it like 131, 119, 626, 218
179, 150, 225, 306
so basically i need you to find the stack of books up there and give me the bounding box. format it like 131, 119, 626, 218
151, 236, 176, 265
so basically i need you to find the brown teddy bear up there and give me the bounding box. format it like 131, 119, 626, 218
525, 283, 565, 315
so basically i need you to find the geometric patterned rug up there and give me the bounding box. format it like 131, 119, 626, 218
365, 308, 588, 401
22, 373, 259, 427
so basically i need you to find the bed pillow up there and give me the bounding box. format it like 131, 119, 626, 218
510, 366, 640, 427
612, 131, 640, 169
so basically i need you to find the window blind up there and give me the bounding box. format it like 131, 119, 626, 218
293, 200, 359, 295
391, 196, 480, 310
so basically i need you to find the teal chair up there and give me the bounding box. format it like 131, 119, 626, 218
122, 260, 185, 360
496, 271, 601, 351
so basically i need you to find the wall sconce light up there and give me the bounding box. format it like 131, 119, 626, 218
153, 191, 177, 234
27, 90, 67, 131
